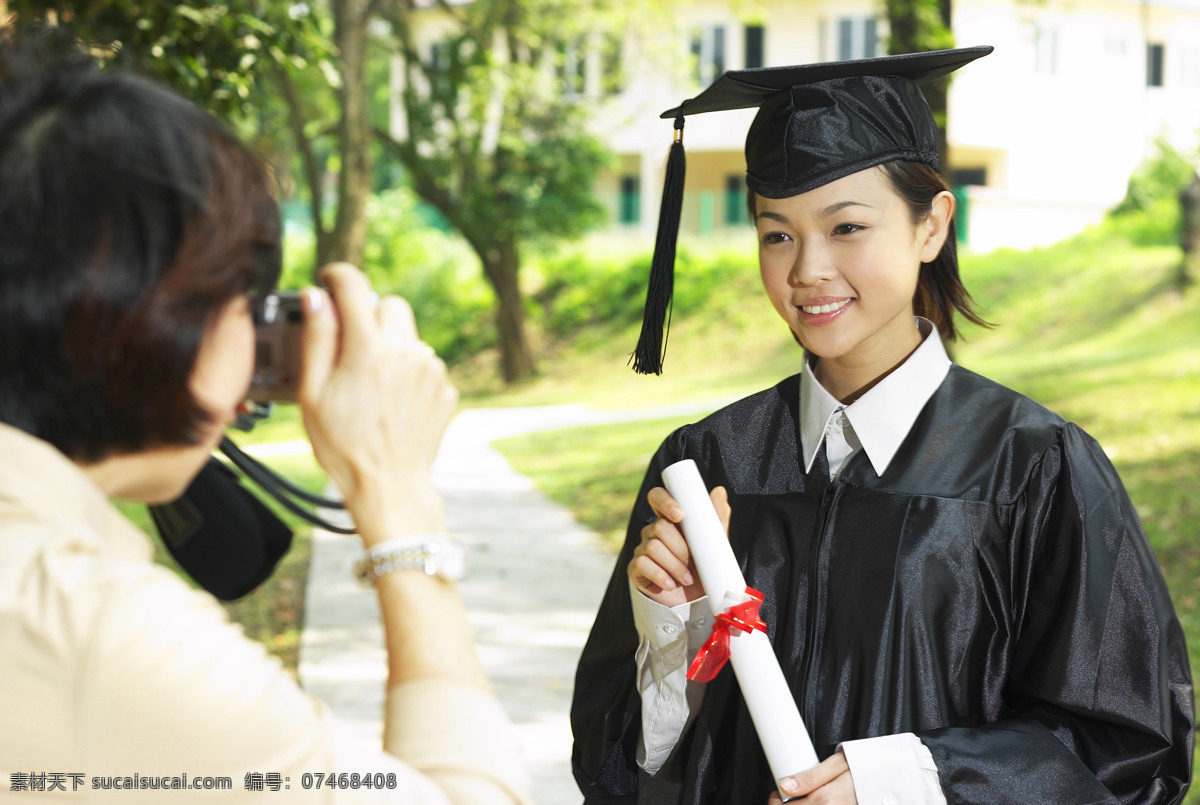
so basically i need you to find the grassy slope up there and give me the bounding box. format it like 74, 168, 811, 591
486, 227, 1200, 796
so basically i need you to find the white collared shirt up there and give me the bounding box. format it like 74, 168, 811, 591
632, 318, 949, 804
801, 316, 951, 478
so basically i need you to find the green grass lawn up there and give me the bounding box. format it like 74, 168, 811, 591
487, 225, 1200, 798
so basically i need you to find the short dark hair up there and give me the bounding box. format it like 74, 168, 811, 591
746, 160, 990, 342
0, 33, 282, 462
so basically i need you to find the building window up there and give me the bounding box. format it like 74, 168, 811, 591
558, 36, 587, 98
552, 35, 624, 98
1034, 28, 1057, 75
619, 176, 640, 225
692, 25, 726, 86
745, 25, 764, 69
427, 41, 456, 98
429, 42, 449, 72
725, 175, 747, 225
599, 35, 624, 95
836, 17, 877, 61
1147, 43, 1165, 87
949, 167, 988, 187
699, 191, 715, 235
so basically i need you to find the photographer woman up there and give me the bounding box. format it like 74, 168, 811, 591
0, 33, 529, 803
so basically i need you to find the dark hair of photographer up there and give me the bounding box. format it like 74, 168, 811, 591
0, 40, 281, 463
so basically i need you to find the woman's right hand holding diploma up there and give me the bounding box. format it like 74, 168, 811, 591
628, 485, 731, 607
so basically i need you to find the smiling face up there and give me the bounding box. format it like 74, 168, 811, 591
755, 165, 952, 393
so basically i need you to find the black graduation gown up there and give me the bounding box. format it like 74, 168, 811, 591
571, 366, 1194, 805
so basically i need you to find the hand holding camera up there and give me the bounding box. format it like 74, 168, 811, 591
290, 263, 458, 548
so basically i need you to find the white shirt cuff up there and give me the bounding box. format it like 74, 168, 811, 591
629, 582, 712, 774
630, 582, 711, 649
840, 733, 945, 805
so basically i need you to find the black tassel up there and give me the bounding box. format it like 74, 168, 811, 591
631, 113, 687, 375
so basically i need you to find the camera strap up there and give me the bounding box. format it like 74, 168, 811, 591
147, 416, 358, 599
216, 436, 356, 535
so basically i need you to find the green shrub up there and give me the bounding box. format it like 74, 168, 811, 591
1105, 196, 1184, 247
278, 189, 496, 364
1109, 138, 1199, 246
361, 188, 495, 363
279, 227, 318, 290
532, 248, 650, 336
531, 242, 759, 343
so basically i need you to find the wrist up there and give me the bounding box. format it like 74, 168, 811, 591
347, 482, 446, 547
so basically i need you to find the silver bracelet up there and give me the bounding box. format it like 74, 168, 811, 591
353, 533, 467, 586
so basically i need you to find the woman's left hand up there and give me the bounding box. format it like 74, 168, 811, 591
767, 750, 855, 804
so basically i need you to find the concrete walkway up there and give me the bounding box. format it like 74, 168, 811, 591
297, 401, 728, 804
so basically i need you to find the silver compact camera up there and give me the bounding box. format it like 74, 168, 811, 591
249, 290, 303, 402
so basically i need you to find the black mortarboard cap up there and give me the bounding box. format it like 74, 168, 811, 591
631, 46, 993, 374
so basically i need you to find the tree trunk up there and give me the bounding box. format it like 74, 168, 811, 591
1179, 173, 1200, 291
885, 0, 954, 169
275, 65, 330, 270
936, 0, 953, 171
478, 237, 536, 383
325, 0, 372, 267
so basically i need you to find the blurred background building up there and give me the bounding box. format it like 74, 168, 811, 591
403, 0, 1200, 254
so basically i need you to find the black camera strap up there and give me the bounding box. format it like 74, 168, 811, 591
216, 436, 356, 535
148, 406, 358, 599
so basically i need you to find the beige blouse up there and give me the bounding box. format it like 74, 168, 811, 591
0, 423, 530, 803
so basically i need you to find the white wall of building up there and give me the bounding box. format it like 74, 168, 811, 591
397, 0, 1200, 253
952, 0, 1200, 251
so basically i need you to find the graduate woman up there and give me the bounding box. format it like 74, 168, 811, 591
571, 47, 1194, 804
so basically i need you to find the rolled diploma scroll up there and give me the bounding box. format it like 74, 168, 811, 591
661, 459, 819, 786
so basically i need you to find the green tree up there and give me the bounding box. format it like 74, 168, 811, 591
4, 0, 342, 262
378, 0, 612, 382
883, 0, 955, 167
6, 1, 378, 270
8, 0, 616, 383
6, 1, 310, 132
1109, 137, 1200, 291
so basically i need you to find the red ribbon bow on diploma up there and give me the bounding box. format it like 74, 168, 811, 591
686, 587, 768, 683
